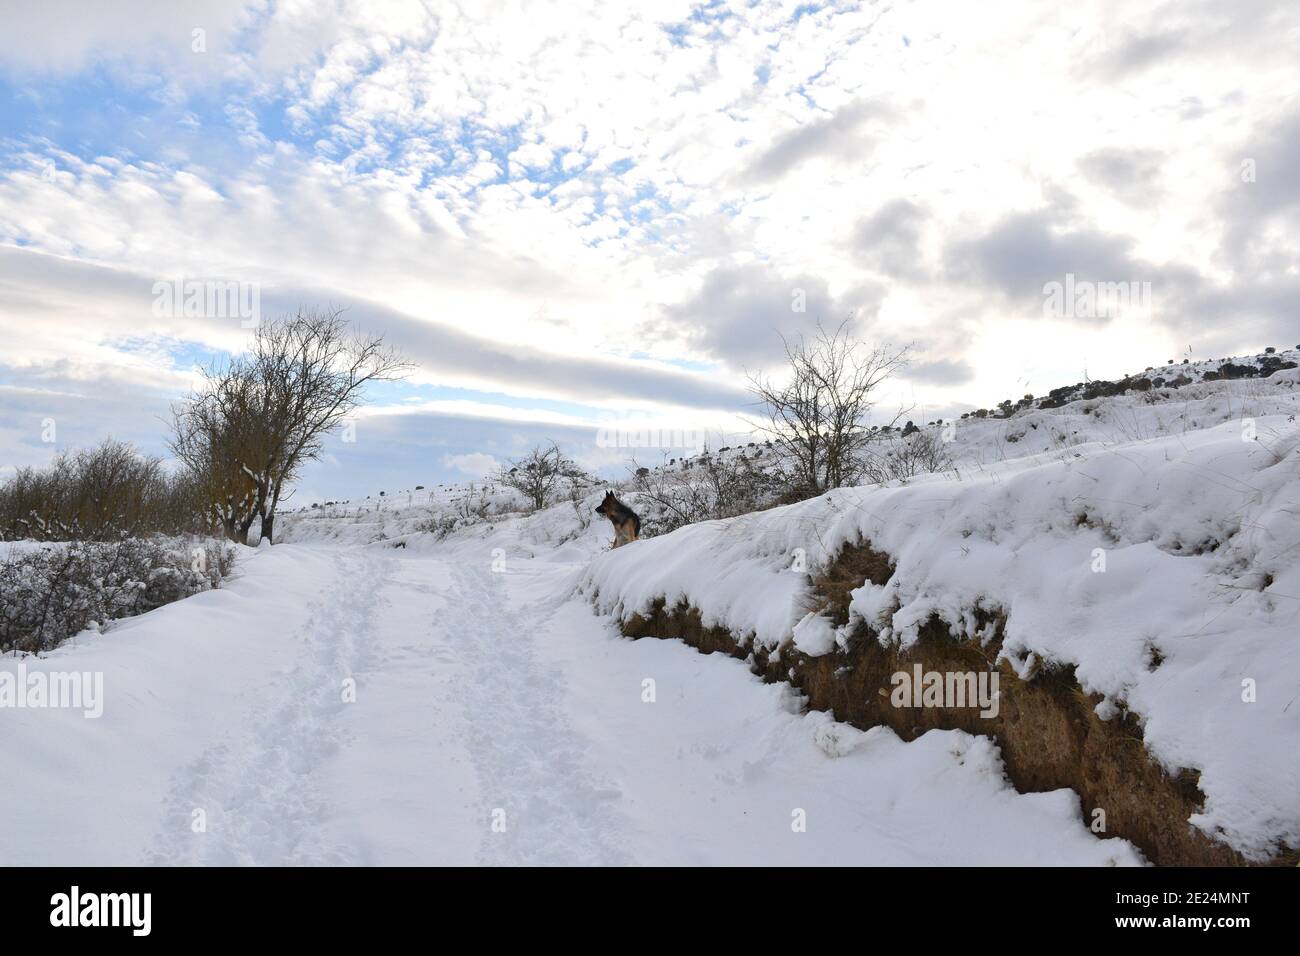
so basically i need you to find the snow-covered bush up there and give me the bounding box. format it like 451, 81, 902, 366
860, 428, 955, 483
0, 537, 235, 654
629, 449, 785, 536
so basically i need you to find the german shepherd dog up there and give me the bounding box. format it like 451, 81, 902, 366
595, 491, 640, 548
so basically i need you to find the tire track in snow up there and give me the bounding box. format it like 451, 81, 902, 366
148, 548, 391, 865
438, 561, 632, 865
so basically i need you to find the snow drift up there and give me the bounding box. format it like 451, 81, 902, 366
582, 381, 1300, 862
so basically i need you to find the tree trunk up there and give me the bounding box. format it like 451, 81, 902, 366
262, 482, 284, 546
238, 513, 257, 545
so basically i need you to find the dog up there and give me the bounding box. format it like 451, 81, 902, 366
595, 490, 640, 549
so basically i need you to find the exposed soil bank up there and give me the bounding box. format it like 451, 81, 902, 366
617, 541, 1295, 867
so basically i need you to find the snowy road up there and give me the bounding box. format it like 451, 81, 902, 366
0, 542, 1141, 865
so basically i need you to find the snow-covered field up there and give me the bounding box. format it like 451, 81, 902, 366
584, 368, 1300, 861
1, 353, 1296, 865
0, 535, 1138, 865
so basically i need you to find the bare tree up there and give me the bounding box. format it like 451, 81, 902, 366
747, 321, 909, 493
496, 442, 591, 511
168, 371, 265, 542
170, 307, 409, 544
248, 309, 409, 543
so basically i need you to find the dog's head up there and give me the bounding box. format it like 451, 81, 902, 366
594, 490, 618, 518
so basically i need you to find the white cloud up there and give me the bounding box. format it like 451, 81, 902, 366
0, 0, 261, 75
2, 0, 1299, 495
441, 452, 499, 477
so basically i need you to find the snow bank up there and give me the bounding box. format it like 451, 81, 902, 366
0, 545, 345, 863
581, 399, 1300, 859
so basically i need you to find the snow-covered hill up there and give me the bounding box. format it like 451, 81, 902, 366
3, 350, 1296, 865
580, 363, 1300, 862
281, 348, 1300, 556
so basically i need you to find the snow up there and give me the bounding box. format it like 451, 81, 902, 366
3, 354, 1295, 864
581, 372, 1300, 860
0, 526, 1138, 865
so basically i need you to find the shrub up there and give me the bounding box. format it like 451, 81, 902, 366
495, 443, 594, 512
628, 451, 784, 536
0, 537, 235, 654
0, 440, 210, 541
861, 429, 954, 483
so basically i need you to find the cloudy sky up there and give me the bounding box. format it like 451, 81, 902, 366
1, 0, 1297, 500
